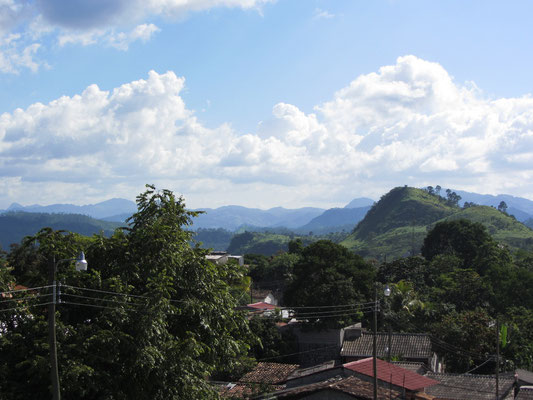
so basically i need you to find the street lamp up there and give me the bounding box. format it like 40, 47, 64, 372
49, 252, 88, 400
373, 284, 392, 400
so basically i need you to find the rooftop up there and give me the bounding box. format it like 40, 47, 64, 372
342, 331, 433, 359
344, 357, 439, 391
276, 375, 403, 399
424, 372, 515, 400
239, 362, 300, 385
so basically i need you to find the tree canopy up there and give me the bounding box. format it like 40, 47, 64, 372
0, 185, 253, 399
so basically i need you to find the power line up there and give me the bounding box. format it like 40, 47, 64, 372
0, 302, 53, 313
0, 293, 52, 304
0, 285, 53, 296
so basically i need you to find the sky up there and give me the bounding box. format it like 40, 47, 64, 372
1, 0, 533, 210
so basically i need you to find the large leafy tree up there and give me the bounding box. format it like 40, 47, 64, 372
0, 185, 253, 399
283, 240, 375, 328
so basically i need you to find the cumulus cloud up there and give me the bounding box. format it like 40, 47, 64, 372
0, 0, 272, 73
2, 56, 533, 208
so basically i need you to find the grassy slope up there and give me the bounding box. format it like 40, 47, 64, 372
341, 187, 533, 260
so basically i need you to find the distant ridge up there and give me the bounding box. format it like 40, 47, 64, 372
4, 198, 137, 220
0, 212, 122, 250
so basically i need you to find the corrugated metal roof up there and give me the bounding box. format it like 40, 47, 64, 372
343, 357, 439, 391
341, 331, 433, 359
424, 372, 515, 400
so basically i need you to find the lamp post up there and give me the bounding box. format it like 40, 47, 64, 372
49, 252, 88, 400
373, 284, 392, 400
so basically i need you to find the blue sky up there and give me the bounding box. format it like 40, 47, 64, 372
1, 0, 533, 209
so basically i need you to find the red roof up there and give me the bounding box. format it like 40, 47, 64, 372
343, 357, 439, 391
247, 302, 277, 310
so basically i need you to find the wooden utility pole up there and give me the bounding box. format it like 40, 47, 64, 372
373, 285, 378, 400
48, 257, 60, 400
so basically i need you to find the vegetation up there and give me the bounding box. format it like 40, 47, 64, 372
342, 186, 533, 259
0, 186, 253, 399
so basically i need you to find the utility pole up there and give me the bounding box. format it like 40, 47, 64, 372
48, 257, 60, 400
496, 319, 500, 399
373, 285, 378, 400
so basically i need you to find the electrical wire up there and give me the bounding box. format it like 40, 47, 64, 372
0, 293, 52, 304
60, 293, 144, 307
257, 344, 340, 362
0, 302, 54, 313
0, 285, 53, 296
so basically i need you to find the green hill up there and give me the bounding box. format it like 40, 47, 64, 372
341, 186, 533, 259
0, 212, 122, 250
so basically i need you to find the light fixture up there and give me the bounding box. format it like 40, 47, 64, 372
384, 284, 391, 297
75, 251, 88, 271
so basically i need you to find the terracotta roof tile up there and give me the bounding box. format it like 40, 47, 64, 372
239, 362, 300, 385
276, 375, 402, 399
341, 331, 433, 359
343, 357, 439, 391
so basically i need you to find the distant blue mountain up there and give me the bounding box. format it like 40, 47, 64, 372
3, 198, 137, 220
344, 197, 375, 209
296, 205, 372, 234
191, 205, 325, 231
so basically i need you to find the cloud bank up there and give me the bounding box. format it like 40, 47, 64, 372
2, 56, 533, 208
0, 0, 272, 73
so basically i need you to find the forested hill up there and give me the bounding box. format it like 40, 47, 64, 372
0, 212, 122, 250
341, 186, 533, 260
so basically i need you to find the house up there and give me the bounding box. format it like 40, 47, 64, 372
342, 357, 439, 397
424, 372, 515, 400
284, 357, 439, 400
221, 362, 300, 398
206, 251, 244, 266
516, 386, 533, 399
251, 289, 279, 306
341, 329, 442, 372
272, 375, 405, 399
239, 362, 300, 385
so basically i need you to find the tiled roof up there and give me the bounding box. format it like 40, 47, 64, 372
276, 375, 402, 399
518, 369, 533, 385
247, 302, 277, 311
344, 357, 439, 391
517, 386, 533, 400
391, 361, 429, 375
287, 360, 338, 379
341, 331, 433, 359
424, 372, 515, 400
220, 382, 284, 398
239, 362, 300, 385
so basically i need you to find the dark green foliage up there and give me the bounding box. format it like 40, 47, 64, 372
193, 227, 234, 251
0, 185, 253, 399
431, 309, 495, 373
421, 219, 495, 267
248, 315, 298, 361
284, 240, 375, 328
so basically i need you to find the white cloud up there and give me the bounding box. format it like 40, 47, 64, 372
2, 56, 533, 208
313, 8, 334, 20
0, 0, 272, 74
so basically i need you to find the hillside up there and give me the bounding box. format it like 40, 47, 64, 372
295, 206, 371, 235
0, 212, 122, 250
341, 186, 533, 260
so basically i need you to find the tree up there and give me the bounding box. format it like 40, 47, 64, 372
435, 185, 442, 196
0, 185, 254, 399
421, 219, 495, 269
283, 240, 375, 327
498, 201, 508, 214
